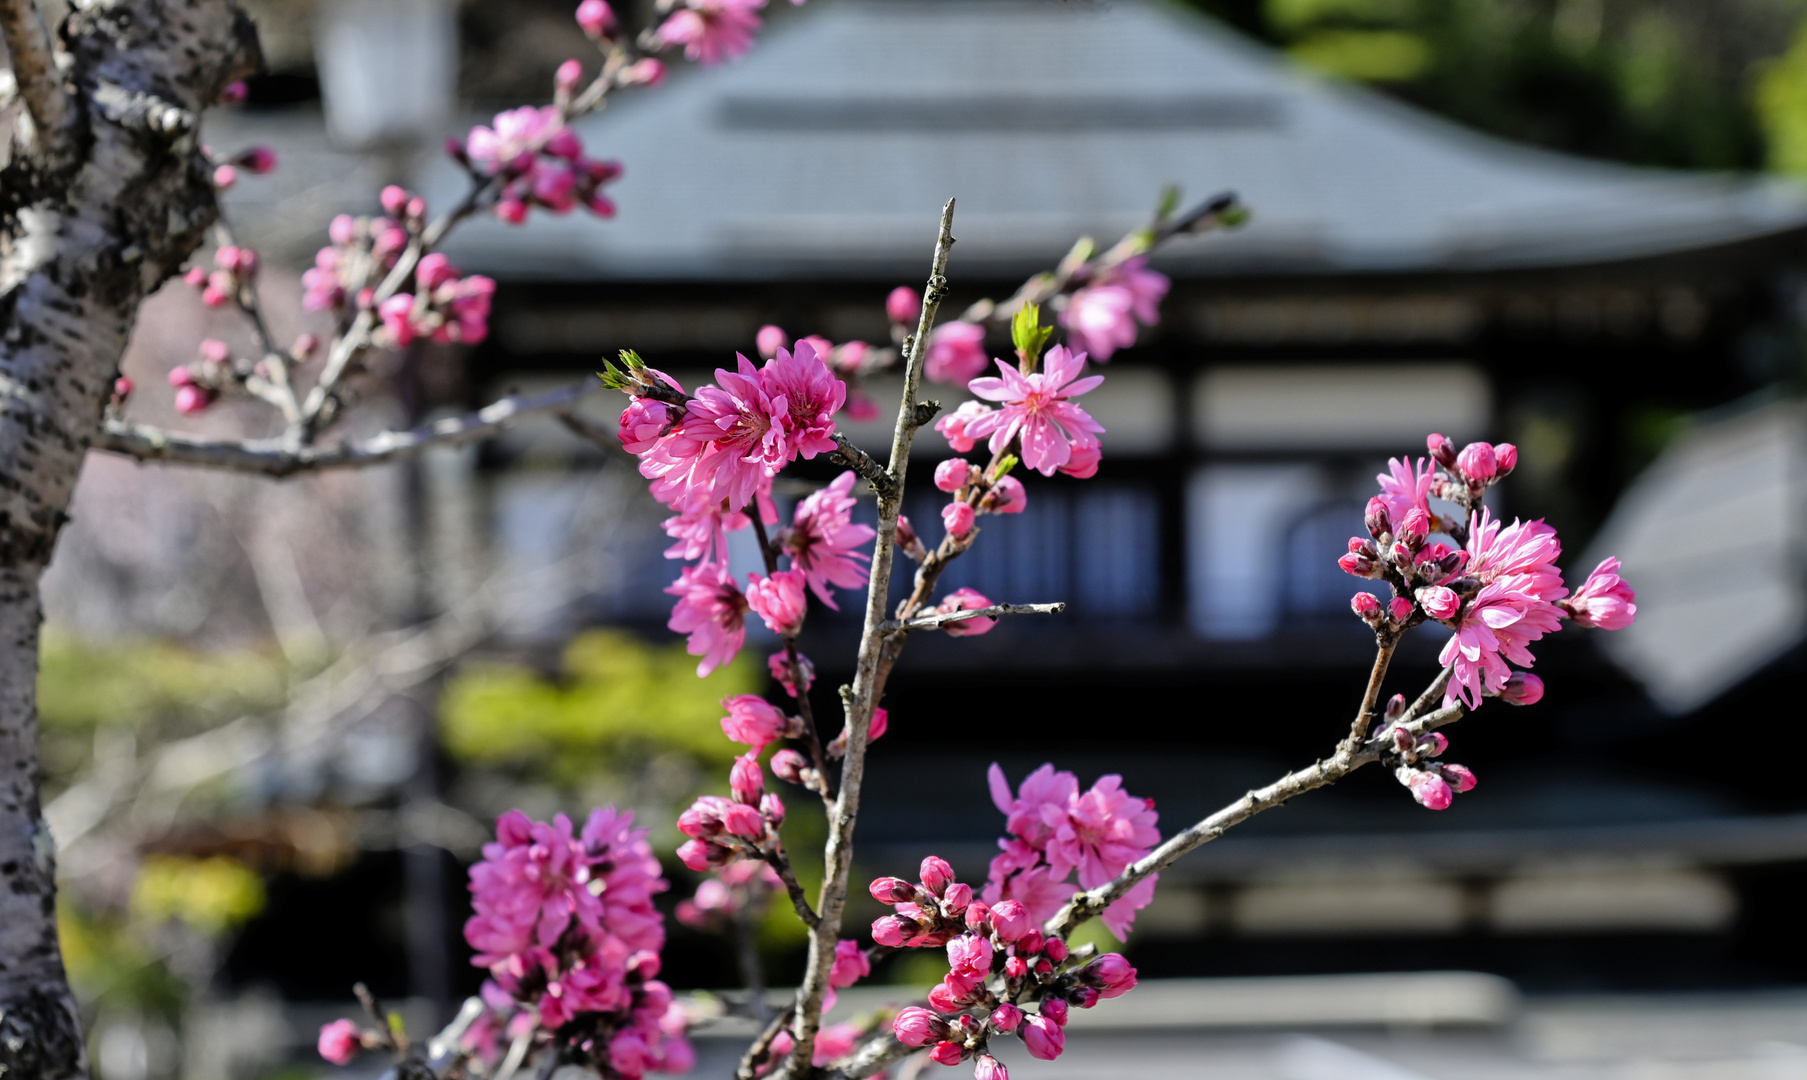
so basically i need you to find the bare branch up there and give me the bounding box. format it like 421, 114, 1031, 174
829, 433, 896, 497
1338, 634, 1398, 758
881, 601, 1065, 634
0, 0, 73, 154
1046, 695, 1467, 939
762, 845, 819, 930
96, 379, 603, 477
826, 1035, 914, 1080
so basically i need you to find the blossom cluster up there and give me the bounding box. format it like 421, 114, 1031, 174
872, 857, 1137, 1080
612, 342, 867, 675
1058, 256, 1169, 362
183, 242, 259, 310
451, 104, 623, 224
458, 809, 689, 1076
376, 251, 496, 347
302, 208, 411, 314
654, 0, 806, 68
983, 765, 1159, 940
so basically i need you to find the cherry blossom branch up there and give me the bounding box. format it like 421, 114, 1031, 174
762, 845, 819, 930
829, 433, 897, 497
777, 199, 958, 1080
882, 601, 1065, 634
748, 513, 832, 799
1339, 633, 1400, 758
0, 0, 74, 156
1045, 685, 1468, 941
95, 378, 602, 476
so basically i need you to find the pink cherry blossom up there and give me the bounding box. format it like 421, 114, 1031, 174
755, 324, 788, 359
935, 458, 972, 493
1084, 953, 1138, 998
317, 1020, 361, 1065
768, 650, 815, 696
785, 471, 874, 608
661, 501, 749, 563
985, 475, 1027, 514
761, 339, 845, 460
974, 1054, 1009, 1080
942, 500, 975, 538
665, 560, 748, 676
887, 286, 921, 324
1499, 670, 1544, 705
926, 321, 990, 386
894, 1006, 951, 1047
747, 568, 808, 636
1457, 441, 1498, 481
1046, 774, 1160, 890
577, 0, 616, 38
963, 345, 1105, 476
720, 694, 788, 751
656, 0, 763, 66
1565, 557, 1637, 629
1418, 586, 1460, 620
1376, 456, 1433, 527
988, 763, 1079, 846
1406, 770, 1453, 810
1466, 509, 1564, 600
644, 357, 790, 512
1059, 257, 1169, 361
466, 105, 560, 175
830, 938, 870, 988
1020, 1014, 1065, 1060
937, 587, 996, 636
814, 1023, 861, 1067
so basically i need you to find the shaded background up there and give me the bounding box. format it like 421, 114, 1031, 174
27, 0, 1807, 1077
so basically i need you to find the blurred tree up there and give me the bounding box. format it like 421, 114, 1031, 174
1182, 0, 1807, 171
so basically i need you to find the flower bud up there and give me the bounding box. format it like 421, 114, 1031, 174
1351, 591, 1382, 620
1384, 693, 1406, 720
184, 265, 207, 288
1494, 442, 1518, 477
317, 1019, 362, 1065
677, 837, 734, 871
927, 982, 969, 1013
576, 0, 616, 38
1004, 956, 1028, 979
174, 384, 215, 415
1457, 441, 1497, 481
760, 792, 786, 825
892, 1007, 950, 1048
1083, 953, 1137, 998
213, 164, 237, 189
929, 1042, 967, 1067
874, 284, 920, 325
895, 514, 924, 557
1017, 929, 1044, 955
756, 324, 788, 359
1398, 508, 1430, 547
1020, 1015, 1065, 1060
380, 185, 410, 217
238, 146, 277, 174
1339, 552, 1377, 578
870, 877, 917, 904
1403, 769, 1453, 810
964, 901, 992, 932
1043, 936, 1069, 962
1440, 763, 1478, 793
935, 458, 971, 493
831, 939, 870, 989
622, 57, 666, 87
219, 80, 248, 105
942, 500, 975, 538
1041, 998, 1069, 1026
871, 915, 915, 947
1416, 586, 1461, 620
974, 1053, 1008, 1080
555, 59, 584, 96
1499, 671, 1544, 705
771, 749, 810, 786
720, 803, 764, 839
1427, 432, 1457, 467
942, 881, 972, 915
627, 949, 661, 981
989, 899, 1032, 943
1364, 496, 1391, 539
112, 376, 133, 400
1415, 731, 1448, 757
920, 856, 956, 897
990, 1003, 1022, 1033
1388, 597, 1414, 623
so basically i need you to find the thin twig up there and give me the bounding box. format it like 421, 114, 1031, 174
1339, 634, 1399, 758
830, 433, 896, 497
776, 200, 957, 1080
0, 0, 73, 154
881, 601, 1064, 634
97, 379, 603, 476
763, 845, 819, 929
1405, 665, 1454, 722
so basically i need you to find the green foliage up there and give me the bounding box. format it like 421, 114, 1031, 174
1289, 28, 1430, 81
59, 905, 188, 1020
130, 855, 267, 934
1010, 302, 1054, 368
599, 348, 648, 390
1758, 21, 1807, 173
441, 629, 759, 780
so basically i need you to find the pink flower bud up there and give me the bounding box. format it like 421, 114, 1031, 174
198, 339, 231, 364
1416, 731, 1448, 756
556, 59, 584, 95
940, 587, 996, 637
1385, 693, 1407, 720
927, 982, 969, 1013
1020, 1014, 1065, 1060
1456, 441, 1497, 481
1564, 557, 1637, 630
895, 514, 921, 553
772, 749, 810, 786
212, 163, 237, 189
920, 856, 956, 897
292, 333, 319, 357
1364, 496, 1390, 539
1351, 591, 1381, 620
747, 569, 808, 637
1084, 953, 1138, 998
871, 915, 914, 947
929, 1041, 967, 1067
1004, 956, 1028, 979
1427, 432, 1457, 467
988, 1002, 1022, 1033
112, 376, 133, 399
676, 837, 733, 871
328, 214, 357, 246
989, 899, 1032, 942
730, 753, 764, 805
1494, 442, 1518, 476
721, 694, 788, 752
1417, 586, 1460, 620
893, 1007, 949, 1048
964, 901, 992, 932
623, 57, 666, 87
831, 939, 870, 988
184, 265, 207, 288
317, 1019, 362, 1065
1058, 442, 1101, 479
942, 881, 972, 915
174, 384, 214, 415
1399, 508, 1430, 547
886, 286, 922, 324
576, 0, 616, 37
678, 795, 729, 838
496, 197, 529, 224
167, 366, 193, 388
1389, 597, 1414, 622
1017, 929, 1044, 955
417, 252, 458, 292
985, 475, 1027, 514
1499, 671, 1544, 705
720, 802, 764, 839
869, 706, 888, 743
1339, 552, 1377, 578
219, 80, 248, 105
1405, 770, 1453, 810
935, 458, 971, 493
973, 1054, 1008, 1080
942, 501, 975, 538
870, 876, 916, 903
761, 791, 786, 825
756, 324, 789, 359
1440, 763, 1477, 792
237, 146, 277, 174
767, 650, 815, 697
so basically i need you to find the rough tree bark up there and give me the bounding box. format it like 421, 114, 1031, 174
0, 1, 259, 1074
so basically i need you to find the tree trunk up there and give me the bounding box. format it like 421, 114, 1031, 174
0, 2, 259, 1074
